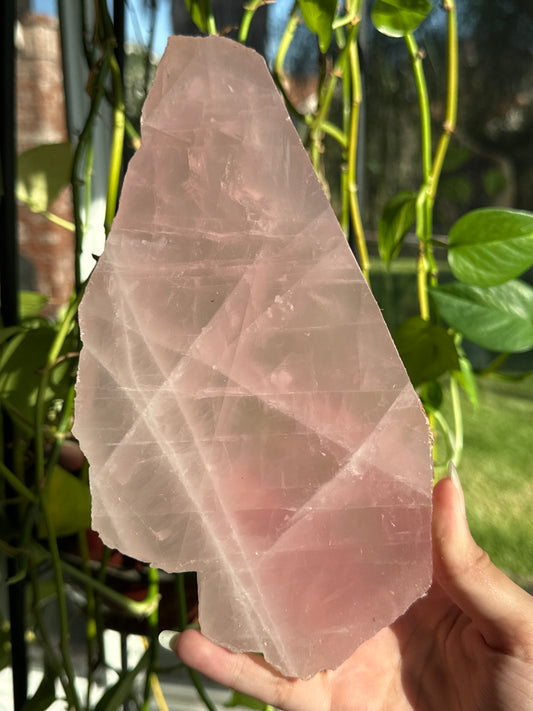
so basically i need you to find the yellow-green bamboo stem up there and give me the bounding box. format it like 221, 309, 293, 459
428, 0, 458, 207
0, 461, 38, 504
205, 2, 217, 35
141, 568, 160, 711
347, 33, 369, 281
405, 32, 435, 318
319, 119, 348, 147
239, 0, 268, 44
450, 374, 463, 466
71, 50, 111, 291
274, 5, 299, 89
33, 289, 85, 710
41, 210, 75, 231
104, 54, 125, 236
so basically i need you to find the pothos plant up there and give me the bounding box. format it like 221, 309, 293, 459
2, 1, 533, 711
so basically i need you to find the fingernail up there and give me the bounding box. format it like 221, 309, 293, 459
447, 461, 466, 517
158, 630, 180, 652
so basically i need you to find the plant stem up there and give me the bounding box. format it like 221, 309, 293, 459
141, 568, 160, 711
44, 383, 76, 481
32, 290, 86, 711
340, 41, 351, 236
176, 573, 188, 631
239, 0, 268, 44
76, 529, 97, 711
71, 51, 111, 291
143, 0, 157, 96
83, 139, 94, 237
96, 0, 114, 42
78, 449, 97, 704
205, 2, 217, 35
318, 118, 347, 147
479, 351, 509, 376
450, 374, 463, 465
53, 554, 161, 617
104, 54, 125, 237
274, 4, 299, 91
0, 461, 38, 504
405, 34, 432, 186
34, 293, 84, 478
27, 552, 73, 701
309, 64, 340, 178
428, 0, 458, 205
346, 21, 369, 281
75, 464, 100, 708
42, 210, 75, 231
188, 668, 218, 711
271, 3, 306, 122
38, 508, 81, 708
416, 245, 430, 320
432, 408, 455, 463
34, 291, 82, 479
141, 636, 171, 711
124, 115, 141, 150
405, 32, 434, 320
95, 544, 111, 670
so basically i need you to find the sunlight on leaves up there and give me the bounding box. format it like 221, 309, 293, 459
430, 280, 533, 353
448, 208, 533, 287
38, 466, 91, 538
19, 291, 48, 319
16, 142, 72, 213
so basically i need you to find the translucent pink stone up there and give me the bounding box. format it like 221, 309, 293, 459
73, 35, 433, 679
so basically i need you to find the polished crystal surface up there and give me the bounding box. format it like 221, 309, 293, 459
73, 35, 433, 679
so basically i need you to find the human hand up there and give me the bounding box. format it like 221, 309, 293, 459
164, 470, 533, 710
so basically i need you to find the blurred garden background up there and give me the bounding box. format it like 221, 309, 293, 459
1, 0, 533, 709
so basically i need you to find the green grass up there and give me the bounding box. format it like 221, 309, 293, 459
442, 376, 533, 584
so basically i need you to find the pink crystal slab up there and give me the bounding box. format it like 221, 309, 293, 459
73, 35, 433, 680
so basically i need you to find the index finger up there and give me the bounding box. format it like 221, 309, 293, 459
174, 628, 328, 711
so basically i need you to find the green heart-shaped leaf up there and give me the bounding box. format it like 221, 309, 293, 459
430, 280, 533, 352
378, 190, 417, 266
185, 0, 210, 32
16, 142, 72, 213
393, 316, 459, 386
38, 466, 91, 538
371, 0, 433, 38
448, 208, 533, 286
298, 0, 337, 53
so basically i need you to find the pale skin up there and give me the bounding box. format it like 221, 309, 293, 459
171, 474, 533, 711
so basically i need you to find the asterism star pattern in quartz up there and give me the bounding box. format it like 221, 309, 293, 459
73, 35, 433, 679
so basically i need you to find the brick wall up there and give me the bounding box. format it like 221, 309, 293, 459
16, 13, 74, 311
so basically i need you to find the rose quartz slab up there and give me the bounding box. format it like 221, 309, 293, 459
73, 35, 433, 679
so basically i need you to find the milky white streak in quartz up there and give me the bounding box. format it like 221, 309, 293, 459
73, 35, 433, 679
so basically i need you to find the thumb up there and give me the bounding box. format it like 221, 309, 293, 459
432, 466, 533, 657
